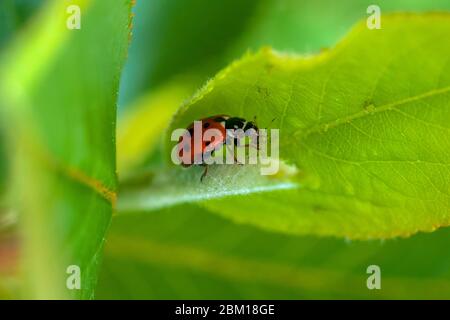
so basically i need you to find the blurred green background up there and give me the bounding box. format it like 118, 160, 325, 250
1, 0, 450, 299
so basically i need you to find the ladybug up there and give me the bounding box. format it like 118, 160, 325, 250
177, 115, 260, 181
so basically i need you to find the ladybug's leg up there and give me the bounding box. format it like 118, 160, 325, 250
253, 132, 261, 150
243, 140, 259, 151
254, 131, 260, 150
200, 164, 208, 182
226, 144, 243, 165
234, 152, 243, 165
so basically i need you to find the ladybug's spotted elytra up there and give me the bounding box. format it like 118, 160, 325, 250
177, 115, 260, 181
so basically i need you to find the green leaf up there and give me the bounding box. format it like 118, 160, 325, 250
120, 14, 450, 239
97, 205, 450, 299
116, 0, 450, 176
119, 0, 450, 108
118, 165, 297, 212
0, 0, 46, 196
0, 0, 132, 299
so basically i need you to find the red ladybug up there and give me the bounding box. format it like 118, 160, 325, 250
177, 115, 259, 181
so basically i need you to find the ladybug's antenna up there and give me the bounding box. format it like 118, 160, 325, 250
269, 117, 277, 126
251, 115, 276, 127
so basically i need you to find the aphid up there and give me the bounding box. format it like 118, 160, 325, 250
177, 115, 260, 181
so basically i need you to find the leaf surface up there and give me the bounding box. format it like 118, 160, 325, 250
0, 0, 132, 298
122, 14, 450, 239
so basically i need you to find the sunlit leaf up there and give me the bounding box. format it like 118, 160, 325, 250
121, 14, 450, 239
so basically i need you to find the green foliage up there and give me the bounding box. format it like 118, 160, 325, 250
1, 0, 450, 300
0, 0, 45, 49
97, 206, 450, 299
229, 0, 450, 55
121, 14, 450, 240
0, 0, 132, 298
118, 0, 261, 107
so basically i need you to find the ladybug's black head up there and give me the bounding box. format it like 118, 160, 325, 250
243, 121, 258, 132
225, 117, 259, 132
225, 117, 245, 130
